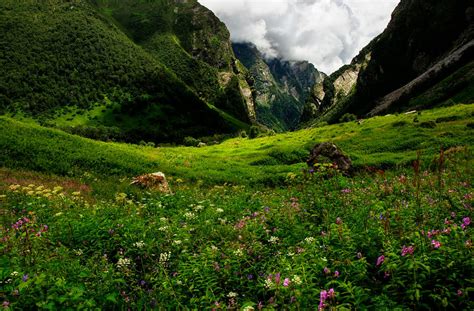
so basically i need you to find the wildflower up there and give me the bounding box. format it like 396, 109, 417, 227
334, 271, 340, 278
72, 191, 81, 196
336, 217, 342, 225
274, 272, 281, 285
257, 301, 264, 310
341, 188, 351, 194
431, 240, 441, 249
247, 274, 254, 280
243, 306, 254, 311
117, 258, 131, 268
323, 267, 330, 275
304, 237, 315, 244
159, 252, 171, 263
376, 255, 385, 266
184, 212, 196, 219
328, 288, 335, 299
234, 249, 244, 256
3, 301, 10, 308
457, 289, 463, 296
462, 217, 471, 227
268, 236, 279, 244
227, 292, 238, 298
173, 240, 182, 245
158, 226, 169, 231
264, 278, 273, 289
401, 245, 415, 256
465, 240, 472, 248
159, 217, 168, 222
292, 275, 302, 285
74, 249, 83, 256
10, 271, 19, 277
357, 252, 363, 259
216, 208, 224, 213
22, 274, 28, 282
283, 278, 291, 287
133, 241, 145, 249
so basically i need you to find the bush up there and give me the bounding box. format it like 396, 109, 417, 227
183, 136, 200, 147
339, 113, 357, 123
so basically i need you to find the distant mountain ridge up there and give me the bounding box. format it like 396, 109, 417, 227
233, 42, 323, 131
304, 0, 474, 124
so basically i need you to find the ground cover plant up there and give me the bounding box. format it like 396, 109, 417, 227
0, 104, 473, 309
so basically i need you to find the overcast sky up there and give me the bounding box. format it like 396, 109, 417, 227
198, 0, 400, 74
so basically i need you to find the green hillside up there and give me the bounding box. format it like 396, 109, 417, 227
1, 104, 473, 309
1, 104, 472, 185
0, 0, 249, 143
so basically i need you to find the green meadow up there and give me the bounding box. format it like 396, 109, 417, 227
1, 104, 473, 309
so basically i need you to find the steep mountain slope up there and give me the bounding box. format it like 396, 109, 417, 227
233, 42, 323, 131
0, 0, 253, 143
309, 0, 474, 123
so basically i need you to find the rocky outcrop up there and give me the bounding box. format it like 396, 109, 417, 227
131, 172, 172, 194
307, 142, 352, 174
312, 0, 473, 123
233, 42, 323, 130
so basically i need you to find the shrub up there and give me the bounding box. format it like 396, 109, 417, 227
183, 136, 200, 147
339, 113, 357, 123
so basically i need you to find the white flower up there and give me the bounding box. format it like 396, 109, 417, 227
234, 248, 244, 256
211, 245, 218, 251
117, 258, 131, 268
216, 208, 224, 213
268, 236, 279, 244
264, 278, 274, 289
173, 240, 182, 245
292, 275, 302, 285
305, 237, 315, 244
194, 205, 204, 211
160, 217, 168, 222
158, 226, 169, 231
74, 249, 83, 256
218, 218, 227, 224
184, 212, 196, 219
133, 241, 145, 249
287, 252, 295, 257
159, 252, 171, 262
10, 271, 19, 277
227, 292, 238, 298
243, 306, 255, 311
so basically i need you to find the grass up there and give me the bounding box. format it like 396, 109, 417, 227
1, 104, 473, 186
0, 103, 473, 309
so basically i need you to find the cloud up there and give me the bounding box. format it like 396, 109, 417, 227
198, 0, 399, 73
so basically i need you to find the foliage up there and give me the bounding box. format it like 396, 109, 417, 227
1, 145, 472, 309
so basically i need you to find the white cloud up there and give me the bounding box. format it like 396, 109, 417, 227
198, 0, 399, 73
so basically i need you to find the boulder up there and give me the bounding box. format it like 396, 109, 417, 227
307, 142, 352, 174
131, 172, 172, 194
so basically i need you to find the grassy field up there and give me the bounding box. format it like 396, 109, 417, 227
0, 104, 473, 309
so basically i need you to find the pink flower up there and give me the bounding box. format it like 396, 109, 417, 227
328, 288, 335, 299
462, 217, 470, 226
457, 289, 463, 296
336, 217, 342, 225
401, 245, 414, 256
431, 240, 441, 249
376, 255, 385, 266
323, 267, 330, 275
334, 271, 340, 278
274, 272, 281, 285
283, 278, 290, 287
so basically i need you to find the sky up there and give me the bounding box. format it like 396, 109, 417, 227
198, 0, 400, 74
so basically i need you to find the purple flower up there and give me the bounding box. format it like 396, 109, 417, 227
431, 240, 441, 249
2, 301, 10, 308
247, 274, 254, 280
462, 217, 471, 226
401, 245, 414, 256
376, 255, 385, 266
283, 278, 290, 287
328, 288, 335, 299
140, 280, 146, 286
323, 267, 330, 275
22, 274, 28, 282
334, 271, 340, 278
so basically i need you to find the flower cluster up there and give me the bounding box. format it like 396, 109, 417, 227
319, 288, 335, 310
401, 245, 415, 256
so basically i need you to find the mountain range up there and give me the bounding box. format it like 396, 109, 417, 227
0, 0, 472, 143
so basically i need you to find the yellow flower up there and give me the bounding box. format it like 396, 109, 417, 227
28, 184, 35, 188
72, 191, 81, 196
35, 186, 44, 191
27, 191, 35, 196
53, 186, 63, 192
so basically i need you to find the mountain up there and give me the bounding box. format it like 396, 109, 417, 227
233, 42, 323, 131
0, 0, 255, 143
307, 0, 474, 124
